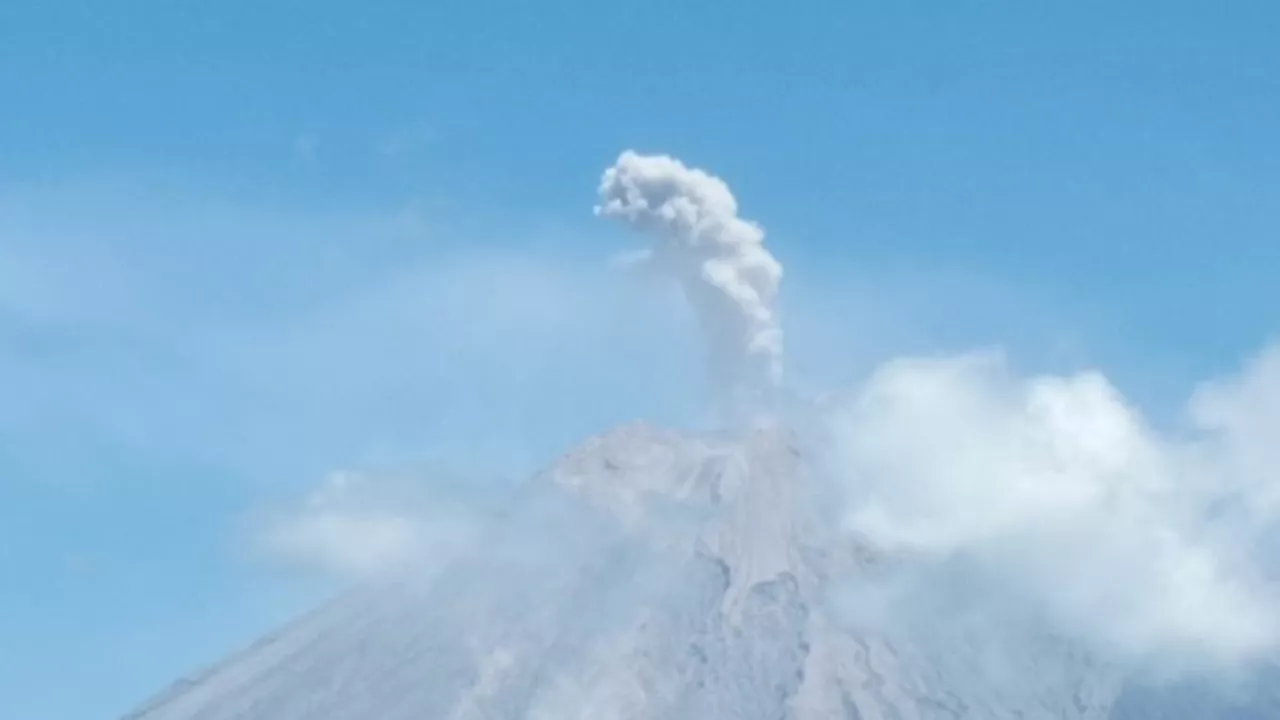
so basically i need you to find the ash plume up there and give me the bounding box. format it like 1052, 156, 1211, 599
596, 151, 783, 422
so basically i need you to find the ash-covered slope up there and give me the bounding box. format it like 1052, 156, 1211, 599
126, 423, 1152, 720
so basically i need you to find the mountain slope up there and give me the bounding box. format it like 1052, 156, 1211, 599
124, 423, 1154, 719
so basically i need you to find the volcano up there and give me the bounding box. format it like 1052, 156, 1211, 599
124, 422, 1274, 719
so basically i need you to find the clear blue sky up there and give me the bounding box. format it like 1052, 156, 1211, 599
3, 2, 1279, 717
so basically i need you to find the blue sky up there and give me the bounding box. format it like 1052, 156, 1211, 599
3, 2, 1280, 717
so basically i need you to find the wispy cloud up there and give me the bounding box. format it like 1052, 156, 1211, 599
256, 470, 487, 579
293, 132, 321, 162
377, 122, 435, 160
0, 179, 703, 489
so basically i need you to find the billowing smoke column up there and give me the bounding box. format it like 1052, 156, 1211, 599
596, 151, 783, 422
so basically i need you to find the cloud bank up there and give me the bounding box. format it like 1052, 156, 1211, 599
824, 347, 1280, 670
596, 151, 783, 423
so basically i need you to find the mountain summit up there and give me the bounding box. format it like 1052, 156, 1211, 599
124, 423, 1269, 719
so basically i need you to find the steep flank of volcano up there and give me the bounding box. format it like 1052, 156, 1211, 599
125, 422, 1148, 720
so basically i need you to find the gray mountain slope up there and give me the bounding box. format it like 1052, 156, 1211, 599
124, 422, 1275, 720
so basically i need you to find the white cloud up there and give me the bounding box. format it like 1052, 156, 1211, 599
824, 347, 1280, 670
1188, 346, 1280, 526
